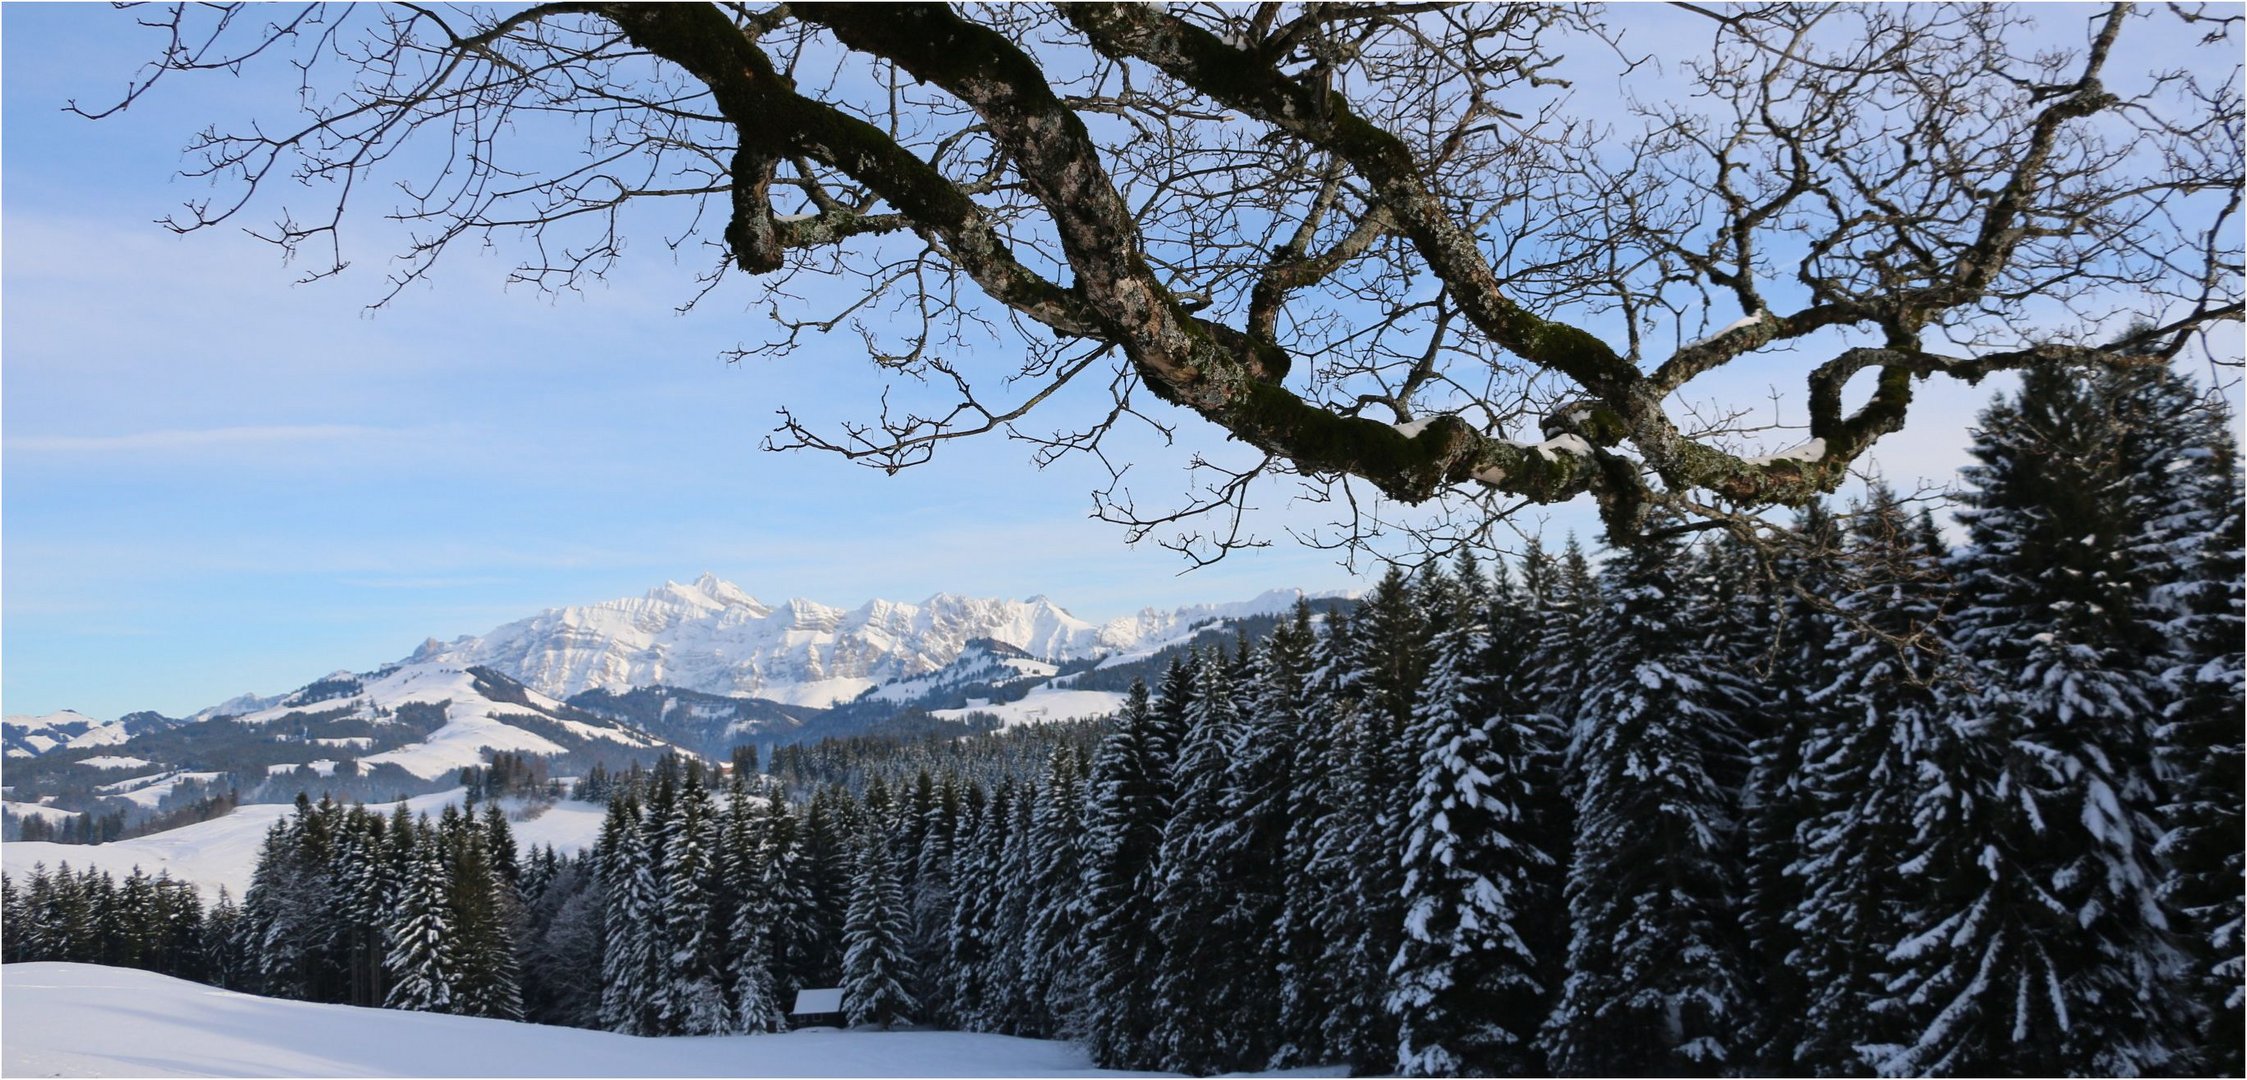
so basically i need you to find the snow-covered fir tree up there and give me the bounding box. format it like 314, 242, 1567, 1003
655, 768, 729, 1035
445, 820, 523, 1021
841, 831, 916, 1029
1022, 748, 1088, 1038
1543, 523, 1752, 1076
596, 797, 660, 1035
1880, 367, 2182, 1075
1783, 486, 1953, 1074
1387, 553, 1553, 1077
727, 775, 803, 1035
383, 819, 457, 1013
1218, 607, 1315, 1069
1149, 650, 1251, 1072
1079, 680, 1169, 1067
1738, 502, 1847, 1070
2109, 366, 2245, 1076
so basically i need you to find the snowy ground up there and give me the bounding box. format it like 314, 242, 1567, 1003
2, 963, 1169, 1077
2, 790, 606, 901
929, 686, 1126, 729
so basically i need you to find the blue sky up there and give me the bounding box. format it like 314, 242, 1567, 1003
4, 5, 2233, 720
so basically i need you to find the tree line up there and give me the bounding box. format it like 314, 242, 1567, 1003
5, 365, 2238, 1077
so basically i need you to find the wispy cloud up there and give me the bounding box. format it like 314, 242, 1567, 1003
7, 424, 390, 453
338, 576, 517, 590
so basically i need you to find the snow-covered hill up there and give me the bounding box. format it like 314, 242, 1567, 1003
2, 790, 608, 902
2, 963, 1187, 1078
3, 710, 110, 759
214, 663, 670, 780
410, 573, 1319, 708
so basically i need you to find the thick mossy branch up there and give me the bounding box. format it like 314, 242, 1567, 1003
1060, 3, 1639, 400
603, 2, 1099, 338
589, 3, 2228, 545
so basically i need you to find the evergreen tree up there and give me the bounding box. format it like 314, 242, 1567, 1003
1388, 553, 1551, 1076
1543, 526, 1752, 1075
1080, 680, 1169, 1066
942, 781, 1003, 1030
384, 819, 457, 1013
1782, 486, 1952, 1074
908, 772, 960, 1025
1879, 367, 2182, 1075
727, 778, 801, 1035
2112, 369, 2244, 1076
597, 797, 660, 1035
1216, 605, 1314, 1068
1322, 567, 1428, 1072
1023, 747, 1088, 1037
1741, 502, 1848, 1068
841, 833, 916, 1029
447, 819, 524, 1020
655, 769, 729, 1034
1272, 604, 1354, 1069
1149, 651, 1249, 1072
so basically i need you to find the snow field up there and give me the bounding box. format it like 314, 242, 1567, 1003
2, 963, 1164, 1078
2, 790, 608, 902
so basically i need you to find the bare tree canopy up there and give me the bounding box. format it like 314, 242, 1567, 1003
88, 2, 2243, 555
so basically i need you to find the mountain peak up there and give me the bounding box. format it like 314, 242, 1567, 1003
390, 578, 1321, 708
691, 572, 762, 608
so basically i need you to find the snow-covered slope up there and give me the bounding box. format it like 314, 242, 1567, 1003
5, 708, 200, 760
867, 638, 1059, 704
3, 710, 106, 758
2, 790, 607, 902
3, 963, 1186, 1078
207, 662, 673, 780
2, 801, 83, 826
930, 686, 1130, 729
410, 573, 1320, 707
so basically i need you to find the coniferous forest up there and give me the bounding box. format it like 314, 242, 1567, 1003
6, 367, 2240, 1077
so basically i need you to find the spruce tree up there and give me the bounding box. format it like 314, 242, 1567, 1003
842, 833, 917, 1029
729, 779, 803, 1035
655, 769, 729, 1034
1782, 486, 1952, 1074
1879, 368, 2182, 1075
2157, 466, 2245, 1076
2111, 368, 2244, 1076
1023, 747, 1088, 1037
384, 819, 457, 1013
1218, 605, 1314, 1068
1543, 527, 1752, 1076
1149, 651, 1249, 1072
1740, 502, 1847, 1068
597, 797, 660, 1035
1080, 680, 1169, 1067
939, 776, 1002, 1023
1388, 553, 1551, 1076
447, 820, 524, 1020
1272, 604, 1354, 1069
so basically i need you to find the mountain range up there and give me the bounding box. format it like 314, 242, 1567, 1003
405, 572, 1313, 707
3, 576, 1338, 834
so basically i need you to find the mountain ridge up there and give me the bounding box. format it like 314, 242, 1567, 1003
401, 574, 1325, 709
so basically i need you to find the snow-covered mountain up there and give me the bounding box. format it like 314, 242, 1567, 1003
410, 573, 1319, 708
3, 578, 1337, 834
